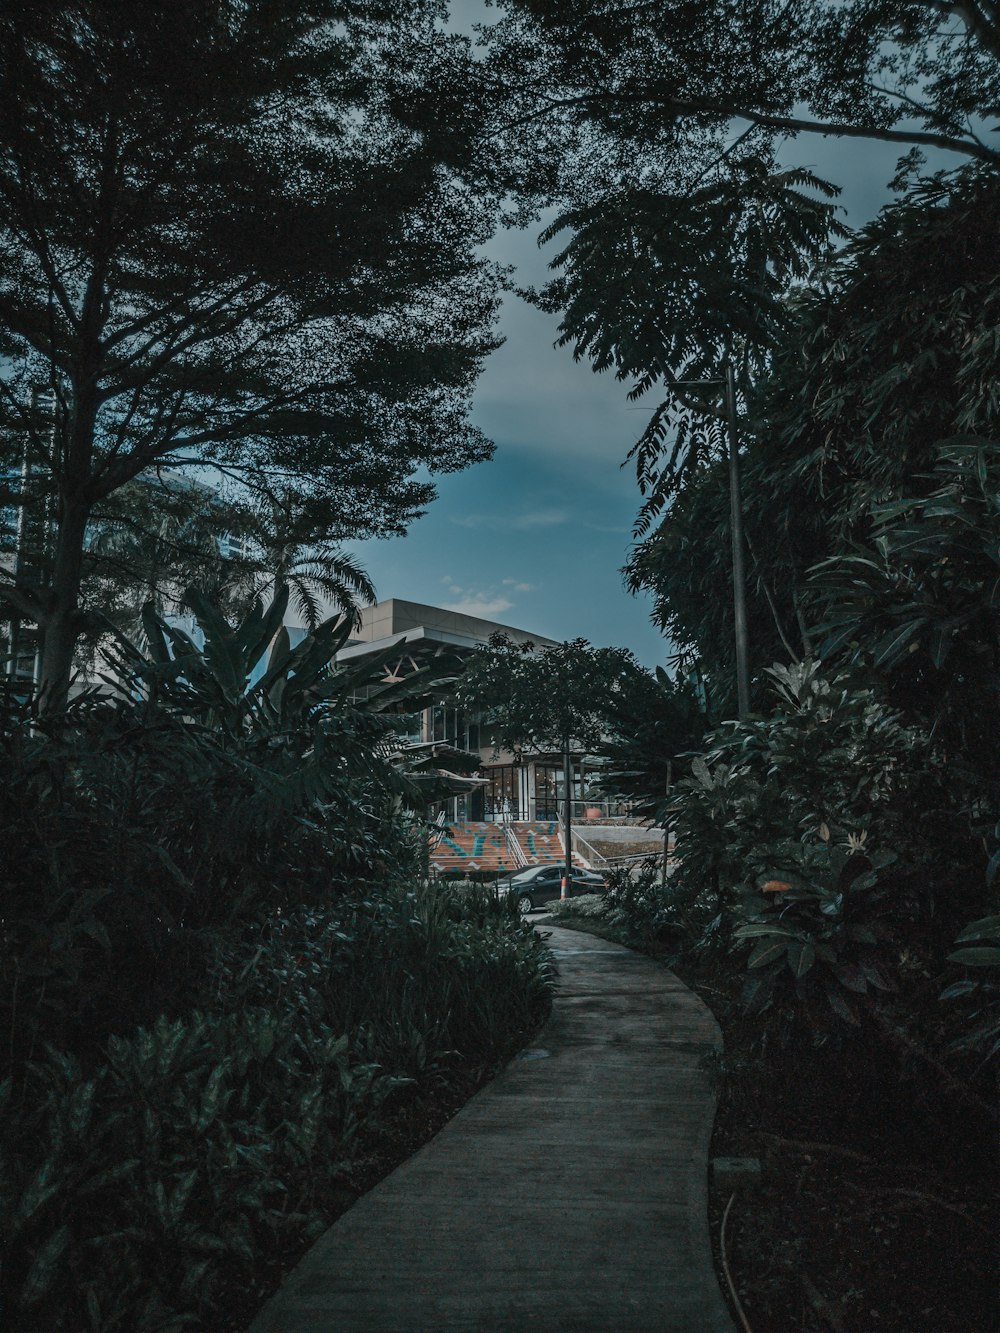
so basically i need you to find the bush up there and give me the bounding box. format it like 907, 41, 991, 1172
547, 892, 606, 920
0, 881, 555, 1331
0, 589, 558, 1328
0, 1009, 402, 1330
0, 694, 424, 1070
0, 584, 452, 1071
664, 661, 990, 1039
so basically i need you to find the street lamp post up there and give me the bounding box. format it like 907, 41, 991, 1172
561, 732, 572, 899
724, 361, 751, 720
674, 365, 751, 720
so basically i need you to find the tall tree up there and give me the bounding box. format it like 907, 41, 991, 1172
0, 0, 502, 709
453, 634, 645, 879
478, 0, 1000, 582
216, 485, 376, 630
486, 1, 1000, 193
629, 168, 1000, 779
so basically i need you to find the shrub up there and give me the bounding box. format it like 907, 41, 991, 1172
664, 660, 991, 1037
0, 1008, 404, 1331
548, 892, 606, 920
0, 881, 554, 1331
434, 868, 511, 884
599, 858, 670, 937
0, 583, 456, 1069
733, 834, 900, 1032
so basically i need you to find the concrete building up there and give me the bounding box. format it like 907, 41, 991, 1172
336, 598, 611, 825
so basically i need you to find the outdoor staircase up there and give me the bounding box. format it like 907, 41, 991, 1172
508, 820, 584, 868
428, 821, 586, 877
429, 821, 511, 875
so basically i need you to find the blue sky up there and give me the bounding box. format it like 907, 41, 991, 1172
353, 213, 667, 660
352, 12, 952, 669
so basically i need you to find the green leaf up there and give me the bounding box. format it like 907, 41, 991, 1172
955, 915, 1000, 942
848, 870, 879, 892
167, 1169, 199, 1227
947, 947, 1000, 967
939, 979, 977, 1001
824, 985, 861, 1026
831, 961, 869, 993
13, 1162, 63, 1233
67, 1080, 97, 1138
196, 1063, 229, 1132
928, 622, 954, 669
872, 619, 924, 668
240, 584, 291, 677
733, 923, 797, 940
747, 939, 789, 969
19, 1225, 71, 1307
846, 924, 877, 944
76, 1160, 141, 1197
787, 939, 815, 978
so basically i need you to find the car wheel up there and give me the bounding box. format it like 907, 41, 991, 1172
517, 892, 534, 915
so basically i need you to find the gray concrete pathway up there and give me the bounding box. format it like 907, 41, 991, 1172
250, 923, 734, 1332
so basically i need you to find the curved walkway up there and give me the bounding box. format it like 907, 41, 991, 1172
250, 923, 734, 1332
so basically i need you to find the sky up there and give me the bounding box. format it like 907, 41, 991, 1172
350, 12, 951, 670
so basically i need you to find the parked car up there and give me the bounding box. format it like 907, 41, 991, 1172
496, 863, 605, 913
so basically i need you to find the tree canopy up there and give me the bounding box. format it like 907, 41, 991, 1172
0, 0, 502, 706
486, 0, 1000, 188
478, 1, 1000, 539
453, 634, 642, 754
628, 168, 1000, 775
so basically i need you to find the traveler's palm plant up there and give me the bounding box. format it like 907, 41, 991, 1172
101, 582, 469, 811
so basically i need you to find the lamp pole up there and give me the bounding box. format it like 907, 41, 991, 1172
671, 366, 751, 720
661, 759, 673, 893
724, 360, 751, 720
561, 731, 572, 899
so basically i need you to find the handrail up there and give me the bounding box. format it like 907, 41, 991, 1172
502, 820, 529, 868
570, 828, 606, 870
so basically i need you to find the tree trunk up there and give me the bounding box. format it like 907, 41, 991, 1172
37, 497, 91, 714
38, 273, 103, 713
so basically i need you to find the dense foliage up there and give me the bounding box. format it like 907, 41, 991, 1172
0, 0, 501, 707
1, 884, 553, 1331
0, 583, 555, 1329
628, 169, 998, 672
0, 585, 475, 1063
453, 633, 643, 755
603, 172, 1000, 1099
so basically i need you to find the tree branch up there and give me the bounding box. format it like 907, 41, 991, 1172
912, 0, 1000, 60
502, 91, 1000, 163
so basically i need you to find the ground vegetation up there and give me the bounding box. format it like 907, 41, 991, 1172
452, 633, 643, 758
0, 587, 554, 1329
554, 143, 1000, 1329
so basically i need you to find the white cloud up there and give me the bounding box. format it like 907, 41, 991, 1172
502, 579, 536, 592
450, 508, 568, 531
512, 509, 567, 529
443, 595, 515, 619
